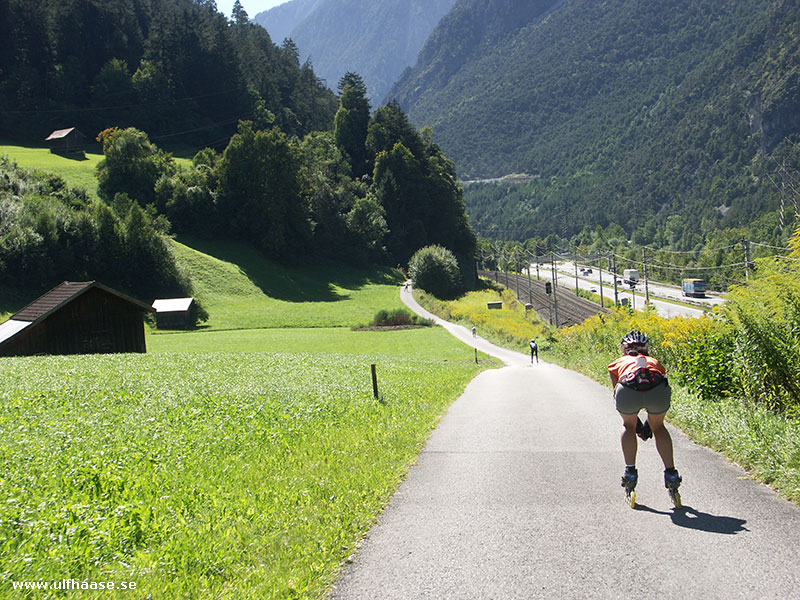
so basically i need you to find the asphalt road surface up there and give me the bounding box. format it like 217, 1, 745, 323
329, 284, 800, 599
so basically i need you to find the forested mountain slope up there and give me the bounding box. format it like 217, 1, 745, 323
390, 0, 800, 241
254, 0, 456, 104
0, 0, 338, 148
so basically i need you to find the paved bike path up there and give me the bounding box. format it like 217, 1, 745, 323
330, 285, 800, 599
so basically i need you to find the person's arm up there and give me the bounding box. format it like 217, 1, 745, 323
608, 358, 620, 387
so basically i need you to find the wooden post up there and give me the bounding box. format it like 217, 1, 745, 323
371, 364, 379, 399
475, 348, 478, 364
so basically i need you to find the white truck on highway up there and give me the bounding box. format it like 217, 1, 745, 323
623, 268, 639, 285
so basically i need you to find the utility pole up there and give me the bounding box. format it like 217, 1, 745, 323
599, 261, 604, 308
742, 237, 753, 281
574, 258, 580, 294
643, 248, 650, 306
551, 253, 560, 327
612, 255, 619, 305
503, 247, 508, 287
780, 156, 786, 231
527, 252, 532, 305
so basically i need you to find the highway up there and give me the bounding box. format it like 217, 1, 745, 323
549, 262, 720, 318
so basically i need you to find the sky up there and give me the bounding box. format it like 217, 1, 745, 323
224, 0, 289, 18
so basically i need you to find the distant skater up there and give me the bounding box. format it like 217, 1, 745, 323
472, 326, 477, 338
529, 339, 538, 363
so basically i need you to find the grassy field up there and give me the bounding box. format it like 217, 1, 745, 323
1, 339, 488, 599
0, 233, 497, 599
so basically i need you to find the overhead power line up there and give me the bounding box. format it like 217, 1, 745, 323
641, 243, 740, 255
750, 241, 791, 251
1, 88, 240, 114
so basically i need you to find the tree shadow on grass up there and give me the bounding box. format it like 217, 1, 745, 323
634, 503, 749, 534
178, 236, 401, 303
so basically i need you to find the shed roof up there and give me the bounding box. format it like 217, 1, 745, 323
45, 127, 80, 141
10, 281, 153, 325
0, 319, 32, 346
152, 298, 194, 313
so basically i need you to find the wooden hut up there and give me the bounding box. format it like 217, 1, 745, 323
152, 297, 197, 330
0, 281, 153, 357
45, 127, 86, 154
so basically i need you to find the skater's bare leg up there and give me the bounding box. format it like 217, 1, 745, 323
647, 412, 674, 469
620, 413, 639, 466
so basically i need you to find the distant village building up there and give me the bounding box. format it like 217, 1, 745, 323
45, 127, 85, 154
0, 281, 153, 357
152, 298, 197, 330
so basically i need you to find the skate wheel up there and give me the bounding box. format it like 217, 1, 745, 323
626, 490, 636, 508
670, 490, 682, 509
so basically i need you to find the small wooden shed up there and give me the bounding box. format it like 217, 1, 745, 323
152, 297, 197, 330
45, 127, 86, 154
0, 281, 153, 357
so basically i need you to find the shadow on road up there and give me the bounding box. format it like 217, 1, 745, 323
634, 504, 749, 534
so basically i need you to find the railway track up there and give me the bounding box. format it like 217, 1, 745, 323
479, 270, 609, 328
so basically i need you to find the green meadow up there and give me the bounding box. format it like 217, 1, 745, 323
0, 235, 498, 599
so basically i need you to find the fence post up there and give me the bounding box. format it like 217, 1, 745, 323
371, 364, 379, 399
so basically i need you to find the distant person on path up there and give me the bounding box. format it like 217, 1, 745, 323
472, 326, 477, 338
607, 330, 681, 494
529, 339, 538, 363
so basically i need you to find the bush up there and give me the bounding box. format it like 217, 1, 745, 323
368, 308, 433, 328
408, 245, 463, 299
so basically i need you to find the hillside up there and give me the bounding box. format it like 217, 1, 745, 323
254, 0, 457, 104
168, 237, 403, 330
390, 0, 800, 241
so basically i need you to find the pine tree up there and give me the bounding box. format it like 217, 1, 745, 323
334, 72, 371, 178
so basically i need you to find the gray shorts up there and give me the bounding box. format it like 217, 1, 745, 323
614, 381, 671, 415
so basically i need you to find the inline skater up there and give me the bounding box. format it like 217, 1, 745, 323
607, 330, 681, 506
529, 339, 538, 364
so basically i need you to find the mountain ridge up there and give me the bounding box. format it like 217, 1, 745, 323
254, 0, 457, 103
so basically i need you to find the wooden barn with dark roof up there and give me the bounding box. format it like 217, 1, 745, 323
0, 281, 153, 357
44, 127, 85, 154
